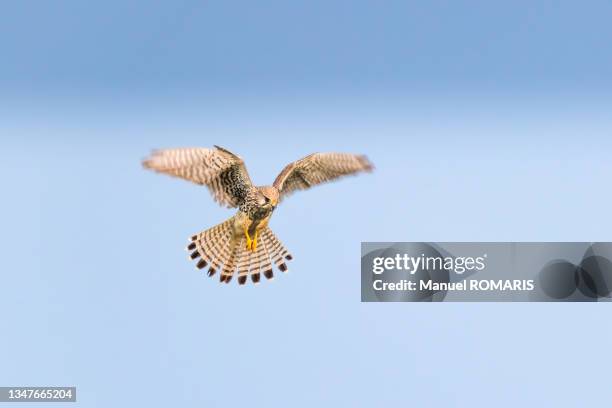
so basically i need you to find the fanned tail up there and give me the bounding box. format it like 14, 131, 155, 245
187, 217, 293, 285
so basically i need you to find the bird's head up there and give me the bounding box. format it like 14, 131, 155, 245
258, 186, 280, 209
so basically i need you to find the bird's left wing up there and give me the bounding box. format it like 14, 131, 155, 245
142, 146, 252, 208
273, 152, 373, 200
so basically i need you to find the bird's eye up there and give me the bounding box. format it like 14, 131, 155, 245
264, 197, 271, 203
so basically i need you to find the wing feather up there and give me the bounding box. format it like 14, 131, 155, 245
273, 152, 373, 200
142, 146, 252, 208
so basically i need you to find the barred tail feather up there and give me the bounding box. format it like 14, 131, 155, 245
250, 240, 267, 284
200, 227, 230, 277
187, 217, 293, 285
262, 228, 292, 273
237, 244, 254, 285
189, 217, 234, 277
189, 217, 234, 279
250, 232, 276, 283
219, 240, 241, 284
259, 236, 275, 280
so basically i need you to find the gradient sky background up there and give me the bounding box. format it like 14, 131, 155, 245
2, 1, 612, 407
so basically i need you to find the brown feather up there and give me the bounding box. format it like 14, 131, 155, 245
273, 152, 373, 200
142, 146, 253, 208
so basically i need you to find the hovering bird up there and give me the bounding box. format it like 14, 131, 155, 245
143, 146, 373, 285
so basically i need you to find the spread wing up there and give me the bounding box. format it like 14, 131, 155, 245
273, 152, 373, 200
142, 145, 252, 208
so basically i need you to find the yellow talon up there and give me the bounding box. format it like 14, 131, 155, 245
243, 222, 258, 252
244, 224, 252, 251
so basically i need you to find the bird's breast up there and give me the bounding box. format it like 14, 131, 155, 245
248, 205, 273, 220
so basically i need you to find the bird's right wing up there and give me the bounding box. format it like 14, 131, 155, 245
142, 146, 252, 208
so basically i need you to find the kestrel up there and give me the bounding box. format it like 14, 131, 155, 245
143, 146, 373, 285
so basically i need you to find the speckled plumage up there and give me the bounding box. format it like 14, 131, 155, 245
143, 145, 373, 285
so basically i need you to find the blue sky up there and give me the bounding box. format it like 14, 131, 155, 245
1, 2, 612, 407
3, 0, 612, 95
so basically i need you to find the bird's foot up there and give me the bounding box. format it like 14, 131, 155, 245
244, 224, 252, 251
244, 232, 258, 252
243, 223, 258, 252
